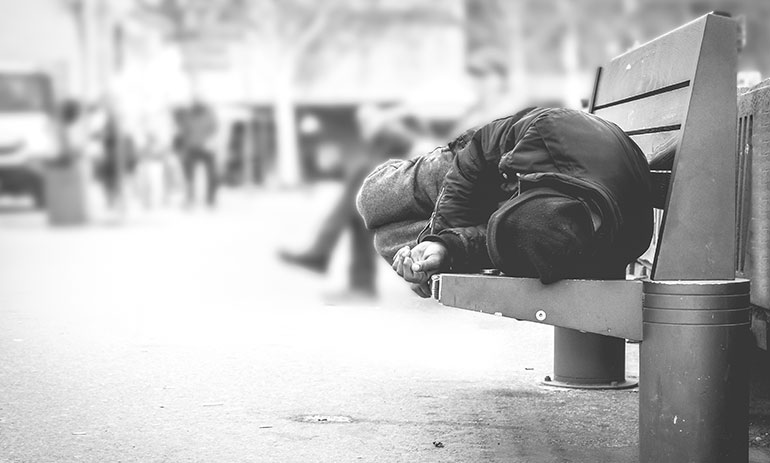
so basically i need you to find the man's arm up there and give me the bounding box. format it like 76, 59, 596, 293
416, 127, 500, 272
420, 224, 491, 271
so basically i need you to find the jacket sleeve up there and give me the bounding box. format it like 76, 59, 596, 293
421, 224, 492, 271
418, 128, 499, 272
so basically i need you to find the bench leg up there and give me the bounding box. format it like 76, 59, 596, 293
640, 279, 750, 463
545, 327, 636, 389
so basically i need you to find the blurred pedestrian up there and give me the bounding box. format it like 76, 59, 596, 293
279, 109, 421, 300
224, 120, 261, 187
135, 111, 175, 209
177, 102, 219, 207
59, 100, 85, 158
96, 105, 136, 211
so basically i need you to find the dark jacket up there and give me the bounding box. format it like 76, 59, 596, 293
419, 107, 653, 273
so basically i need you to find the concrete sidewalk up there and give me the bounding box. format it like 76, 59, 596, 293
0, 187, 769, 462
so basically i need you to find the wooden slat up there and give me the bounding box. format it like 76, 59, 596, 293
593, 15, 705, 107
594, 85, 690, 134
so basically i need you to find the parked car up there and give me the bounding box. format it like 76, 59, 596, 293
0, 65, 60, 207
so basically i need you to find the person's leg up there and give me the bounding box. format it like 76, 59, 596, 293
349, 212, 377, 294
181, 151, 195, 206
280, 159, 371, 273
280, 177, 354, 272
347, 159, 398, 293
203, 149, 218, 206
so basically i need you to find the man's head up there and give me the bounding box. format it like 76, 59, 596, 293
487, 192, 596, 283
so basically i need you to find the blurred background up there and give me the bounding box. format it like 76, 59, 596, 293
2, 2, 770, 461
1, 0, 769, 299
1, 0, 768, 196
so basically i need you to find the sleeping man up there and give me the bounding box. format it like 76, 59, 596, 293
356, 107, 654, 297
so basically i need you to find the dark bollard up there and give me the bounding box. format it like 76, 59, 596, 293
640, 279, 751, 463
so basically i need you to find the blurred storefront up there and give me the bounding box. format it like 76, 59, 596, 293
182, 0, 472, 185
3, 0, 769, 190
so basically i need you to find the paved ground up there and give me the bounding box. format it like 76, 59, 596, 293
1, 185, 769, 462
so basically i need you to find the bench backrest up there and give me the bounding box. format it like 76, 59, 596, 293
588, 13, 738, 281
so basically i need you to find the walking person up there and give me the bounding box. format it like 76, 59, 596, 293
279, 112, 421, 299
177, 102, 219, 207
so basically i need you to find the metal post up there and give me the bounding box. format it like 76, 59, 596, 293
546, 266, 636, 390
640, 279, 751, 463
547, 327, 636, 389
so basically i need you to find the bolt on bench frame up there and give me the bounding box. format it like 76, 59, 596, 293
431, 13, 749, 463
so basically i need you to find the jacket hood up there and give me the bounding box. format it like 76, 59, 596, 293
487, 185, 600, 283
517, 172, 621, 246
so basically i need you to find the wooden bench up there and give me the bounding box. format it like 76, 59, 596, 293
431, 12, 748, 463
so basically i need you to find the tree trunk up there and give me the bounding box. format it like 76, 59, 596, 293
559, 0, 582, 110
506, 0, 527, 109
274, 60, 302, 186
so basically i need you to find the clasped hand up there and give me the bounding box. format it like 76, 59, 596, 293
392, 241, 449, 298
